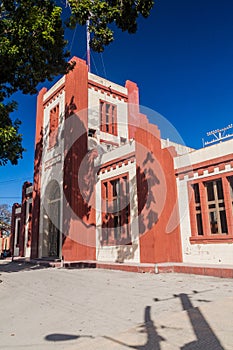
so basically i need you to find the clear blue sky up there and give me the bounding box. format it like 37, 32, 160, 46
1, 0, 233, 207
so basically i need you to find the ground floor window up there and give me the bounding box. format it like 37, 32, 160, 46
189, 173, 233, 243
101, 174, 130, 245
192, 183, 204, 235
205, 179, 227, 234
228, 175, 233, 212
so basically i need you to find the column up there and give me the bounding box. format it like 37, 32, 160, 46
199, 182, 211, 236
222, 176, 233, 236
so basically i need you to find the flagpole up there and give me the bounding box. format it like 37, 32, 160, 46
86, 19, 91, 72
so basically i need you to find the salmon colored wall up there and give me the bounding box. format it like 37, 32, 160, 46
126, 78, 182, 263
125, 80, 140, 140
134, 120, 182, 263
62, 57, 96, 261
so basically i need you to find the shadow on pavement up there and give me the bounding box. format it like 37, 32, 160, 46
104, 305, 165, 349
0, 260, 48, 273
180, 293, 224, 350
45, 333, 94, 342
104, 293, 224, 350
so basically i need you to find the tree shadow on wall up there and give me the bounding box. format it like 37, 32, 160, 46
62, 97, 99, 248
32, 95, 106, 257
32, 107, 69, 258
63, 97, 160, 254
136, 155, 160, 235
115, 244, 138, 263
33, 96, 160, 258
31, 126, 44, 258
100, 159, 159, 263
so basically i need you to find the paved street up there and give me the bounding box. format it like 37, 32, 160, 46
0, 260, 233, 349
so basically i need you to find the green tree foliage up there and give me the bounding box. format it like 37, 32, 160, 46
68, 0, 154, 52
0, 0, 72, 165
0, 101, 24, 165
0, 0, 71, 99
0, 0, 154, 165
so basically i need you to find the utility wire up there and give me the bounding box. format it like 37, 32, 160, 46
69, 24, 78, 55
101, 52, 107, 78
0, 177, 32, 184
91, 53, 99, 76
0, 197, 21, 199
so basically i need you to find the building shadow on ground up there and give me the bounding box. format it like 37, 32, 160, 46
0, 260, 48, 273
104, 293, 225, 350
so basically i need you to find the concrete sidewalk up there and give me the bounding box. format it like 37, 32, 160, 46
71, 296, 233, 349
11, 256, 233, 278
0, 260, 233, 349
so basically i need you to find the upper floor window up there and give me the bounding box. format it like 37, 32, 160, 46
49, 105, 59, 148
100, 101, 117, 135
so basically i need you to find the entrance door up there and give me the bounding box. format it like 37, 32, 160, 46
48, 199, 60, 258
43, 180, 61, 259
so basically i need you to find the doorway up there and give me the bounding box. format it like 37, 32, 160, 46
43, 180, 61, 259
